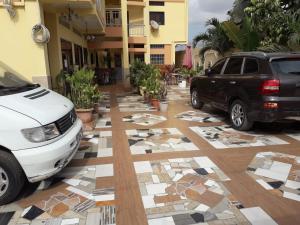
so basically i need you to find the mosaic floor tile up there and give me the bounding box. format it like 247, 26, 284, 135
167, 90, 189, 101
190, 125, 288, 149
1, 166, 116, 224
74, 131, 113, 159
247, 152, 300, 202
285, 130, 300, 141
240, 207, 278, 225
123, 113, 167, 126
133, 157, 252, 225
96, 115, 112, 128
175, 111, 222, 123
126, 128, 199, 155
117, 94, 157, 112
98, 92, 111, 113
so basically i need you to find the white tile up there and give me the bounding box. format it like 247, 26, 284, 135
270, 161, 291, 176
148, 217, 175, 225
61, 218, 80, 225
66, 186, 91, 199
152, 175, 160, 184
126, 130, 138, 136
164, 164, 172, 171
195, 204, 210, 212
255, 168, 287, 182
134, 161, 153, 173
146, 183, 168, 195
285, 180, 300, 190
167, 128, 182, 135
142, 195, 156, 208
94, 194, 115, 201
96, 164, 114, 177
240, 207, 278, 225
283, 192, 300, 201
172, 174, 183, 182
86, 212, 100, 225
100, 131, 112, 137
256, 179, 274, 190
97, 148, 113, 157
62, 179, 81, 186
193, 157, 217, 168
168, 158, 185, 163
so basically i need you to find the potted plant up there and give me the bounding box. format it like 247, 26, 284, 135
159, 80, 168, 112
144, 65, 161, 109
128, 60, 148, 93
66, 69, 97, 124
92, 87, 102, 114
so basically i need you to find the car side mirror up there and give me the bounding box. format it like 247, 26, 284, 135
205, 69, 212, 76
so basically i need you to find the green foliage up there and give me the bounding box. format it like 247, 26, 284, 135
222, 17, 259, 51
56, 70, 68, 96
129, 60, 148, 88
66, 69, 100, 109
143, 65, 162, 99
193, 18, 233, 57
178, 67, 197, 79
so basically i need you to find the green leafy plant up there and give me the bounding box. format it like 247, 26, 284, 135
178, 67, 197, 79
129, 60, 148, 88
144, 65, 161, 99
66, 69, 99, 109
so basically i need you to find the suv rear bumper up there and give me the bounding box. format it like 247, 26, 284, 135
249, 110, 300, 122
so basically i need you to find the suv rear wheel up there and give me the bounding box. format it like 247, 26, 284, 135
230, 100, 253, 131
0, 151, 25, 205
191, 89, 204, 109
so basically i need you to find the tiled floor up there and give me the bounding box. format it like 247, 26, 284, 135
1, 84, 300, 225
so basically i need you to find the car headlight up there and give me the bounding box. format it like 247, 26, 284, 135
21, 123, 60, 143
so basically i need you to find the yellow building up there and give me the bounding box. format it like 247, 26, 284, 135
0, 0, 188, 88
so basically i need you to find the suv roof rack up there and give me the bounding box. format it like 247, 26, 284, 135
231, 51, 268, 58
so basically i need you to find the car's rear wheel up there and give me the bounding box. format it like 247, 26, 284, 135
191, 89, 204, 109
0, 151, 25, 205
230, 100, 253, 131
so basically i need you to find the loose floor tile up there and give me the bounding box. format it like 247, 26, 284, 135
247, 152, 300, 202
75, 131, 113, 159
123, 113, 167, 126
134, 157, 251, 225
240, 207, 278, 225
126, 128, 199, 155
175, 111, 222, 123
96, 115, 112, 128
190, 125, 288, 149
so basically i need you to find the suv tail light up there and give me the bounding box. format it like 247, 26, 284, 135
261, 80, 280, 95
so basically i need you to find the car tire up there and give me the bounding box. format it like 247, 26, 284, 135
230, 100, 253, 131
191, 89, 204, 109
0, 151, 25, 205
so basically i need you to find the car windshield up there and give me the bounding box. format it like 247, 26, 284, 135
0, 61, 39, 96
271, 58, 300, 75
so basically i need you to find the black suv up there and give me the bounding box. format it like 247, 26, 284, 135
190, 52, 300, 131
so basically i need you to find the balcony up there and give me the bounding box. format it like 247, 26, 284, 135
128, 24, 145, 37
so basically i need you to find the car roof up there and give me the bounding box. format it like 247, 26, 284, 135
231, 51, 300, 60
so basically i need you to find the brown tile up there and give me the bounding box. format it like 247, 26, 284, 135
48, 202, 69, 217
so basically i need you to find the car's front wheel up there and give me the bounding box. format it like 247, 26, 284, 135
191, 89, 204, 109
230, 100, 253, 131
0, 151, 25, 205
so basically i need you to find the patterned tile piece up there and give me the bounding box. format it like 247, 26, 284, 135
117, 94, 157, 112
74, 131, 113, 159
99, 92, 111, 113
190, 125, 288, 149
247, 152, 300, 202
126, 128, 199, 155
240, 207, 278, 225
134, 157, 251, 225
123, 113, 167, 126
175, 111, 222, 123
96, 115, 112, 128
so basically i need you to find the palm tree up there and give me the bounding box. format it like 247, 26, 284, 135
193, 18, 233, 58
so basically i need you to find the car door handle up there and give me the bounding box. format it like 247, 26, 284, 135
229, 81, 236, 85
211, 80, 216, 84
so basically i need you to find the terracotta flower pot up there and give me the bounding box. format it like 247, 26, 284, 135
151, 98, 160, 110
76, 108, 93, 123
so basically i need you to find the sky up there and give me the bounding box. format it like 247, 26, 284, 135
188, 0, 235, 43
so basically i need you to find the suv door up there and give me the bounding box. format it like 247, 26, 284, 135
211, 57, 243, 110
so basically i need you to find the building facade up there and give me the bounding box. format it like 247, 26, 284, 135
0, 0, 188, 88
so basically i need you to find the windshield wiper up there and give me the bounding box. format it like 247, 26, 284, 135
289, 72, 300, 75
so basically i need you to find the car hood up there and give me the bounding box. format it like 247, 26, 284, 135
0, 87, 74, 125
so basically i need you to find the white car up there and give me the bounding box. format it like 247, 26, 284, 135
0, 62, 82, 205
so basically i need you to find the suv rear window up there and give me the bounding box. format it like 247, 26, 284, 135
271, 58, 300, 75
224, 58, 243, 74
244, 58, 259, 74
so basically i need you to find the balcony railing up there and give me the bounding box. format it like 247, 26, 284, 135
106, 9, 121, 27
128, 24, 145, 36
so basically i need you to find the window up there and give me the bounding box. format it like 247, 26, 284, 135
151, 54, 165, 65
150, 12, 165, 25
149, 1, 165, 6
224, 58, 243, 74
244, 58, 259, 74
210, 59, 226, 75
150, 44, 164, 49
271, 59, 300, 75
